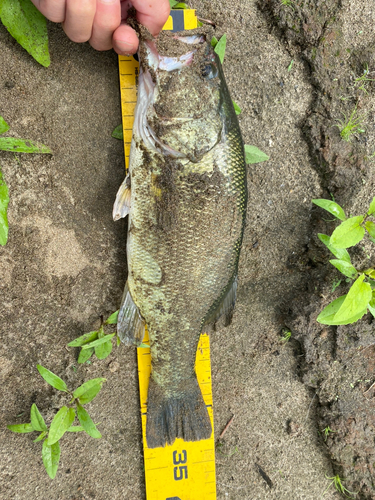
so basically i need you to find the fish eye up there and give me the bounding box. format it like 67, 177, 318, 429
202, 63, 218, 80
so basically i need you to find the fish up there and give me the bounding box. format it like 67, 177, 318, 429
113, 27, 247, 449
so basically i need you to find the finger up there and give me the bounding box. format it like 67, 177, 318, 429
132, 0, 170, 36
63, 0, 96, 43
90, 0, 121, 51
112, 24, 139, 55
30, 0, 66, 22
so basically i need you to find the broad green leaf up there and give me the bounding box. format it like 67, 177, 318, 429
37, 365, 68, 392
66, 425, 85, 432
368, 297, 375, 317
317, 295, 367, 325
169, 0, 178, 7
312, 199, 346, 221
0, 169, 9, 246
47, 406, 75, 445
330, 216, 365, 248
105, 310, 119, 325
111, 125, 123, 140
318, 234, 351, 263
76, 404, 101, 439
173, 2, 188, 8
0, 116, 9, 134
138, 342, 150, 348
0, 0, 50, 67
214, 34, 227, 64
81, 333, 115, 350
95, 339, 113, 360
232, 101, 241, 115
0, 137, 51, 153
334, 274, 372, 323
7, 423, 34, 433
30, 403, 47, 432
78, 347, 94, 364
211, 36, 218, 48
365, 221, 375, 239
73, 378, 106, 403
369, 236, 375, 245
42, 440, 60, 479
329, 259, 357, 279
244, 145, 269, 164
33, 431, 47, 442
368, 196, 375, 215
67, 330, 98, 347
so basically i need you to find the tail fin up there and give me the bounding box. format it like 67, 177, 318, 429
146, 376, 212, 448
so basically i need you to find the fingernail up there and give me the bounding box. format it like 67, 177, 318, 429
115, 40, 135, 53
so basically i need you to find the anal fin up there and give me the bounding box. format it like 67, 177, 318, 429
117, 281, 145, 346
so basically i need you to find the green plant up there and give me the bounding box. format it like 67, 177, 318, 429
7, 365, 105, 479
354, 64, 374, 94
281, 329, 292, 342
281, 0, 295, 8
68, 311, 119, 363
313, 197, 375, 326
323, 474, 356, 498
322, 426, 336, 441
335, 105, 365, 141
0, 0, 50, 66
0, 116, 51, 246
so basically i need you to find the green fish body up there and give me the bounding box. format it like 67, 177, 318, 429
114, 30, 247, 448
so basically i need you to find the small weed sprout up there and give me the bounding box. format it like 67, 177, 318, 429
354, 63, 374, 94
323, 474, 356, 498
280, 0, 295, 8
331, 279, 342, 292
312, 196, 375, 326
322, 426, 336, 441
281, 329, 292, 342
335, 105, 365, 141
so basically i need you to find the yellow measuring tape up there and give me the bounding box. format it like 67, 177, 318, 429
118, 10, 217, 500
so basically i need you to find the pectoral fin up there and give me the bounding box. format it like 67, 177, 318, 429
117, 281, 145, 346
113, 174, 131, 221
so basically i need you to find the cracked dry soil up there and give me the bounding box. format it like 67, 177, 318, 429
1, 1, 375, 499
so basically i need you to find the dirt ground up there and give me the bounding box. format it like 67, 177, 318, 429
1, 0, 375, 499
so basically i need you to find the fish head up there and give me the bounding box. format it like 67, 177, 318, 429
136, 33, 224, 163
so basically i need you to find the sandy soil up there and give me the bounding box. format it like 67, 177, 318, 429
1, 0, 374, 499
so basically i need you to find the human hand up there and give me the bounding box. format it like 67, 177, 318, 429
30, 0, 171, 54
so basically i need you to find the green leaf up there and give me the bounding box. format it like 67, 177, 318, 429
7, 423, 34, 433
368, 196, 375, 215
365, 221, 375, 239
116, 335, 121, 347
368, 297, 375, 317
66, 425, 85, 432
33, 431, 47, 442
78, 347, 94, 364
330, 216, 365, 248
0, 137, 51, 153
42, 440, 60, 479
37, 365, 68, 392
232, 101, 241, 115
318, 234, 352, 263
214, 34, 227, 64
111, 125, 123, 140
173, 2, 188, 8
67, 330, 98, 347
287, 59, 294, 71
169, 0, 178, 7
76, 403, 101, 439
73, 378, 106, 404
81, 333, 116, 350
105, 310, 119, 325
211, 36, 218, 48
0, 168, 9, 246
30, 403, 47, 432
47, 406, 75, 445
95, 339, 113, 360
0, 116, 9, 134
317, 295, 367, 325
0, 0, 50, 67
244, 145, 269, 164
329, 259, 357, 279
312, 199, 346, 221
334, 274, 372, 323
138, 342, 150, 348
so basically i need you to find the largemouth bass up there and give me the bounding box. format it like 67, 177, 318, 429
113, 28, 247, 448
